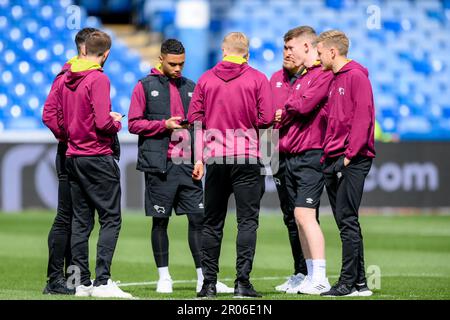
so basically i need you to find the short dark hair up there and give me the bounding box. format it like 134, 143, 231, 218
75, 28, 98, 54
284, 26, 317, 43
161, 39, 185, 55
85, 31, 112, 57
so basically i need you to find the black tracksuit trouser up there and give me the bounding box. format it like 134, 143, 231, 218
66, 155, 122, 287
201, 161, 265, 286
46, 142, 73, 282
323, 155, 372, 286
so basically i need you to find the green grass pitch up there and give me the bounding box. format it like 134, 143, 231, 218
0, 211, 449, 300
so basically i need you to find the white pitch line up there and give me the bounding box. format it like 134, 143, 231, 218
117, 273, 449, 287
118, 276, 286, 287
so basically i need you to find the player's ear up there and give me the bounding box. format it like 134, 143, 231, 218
304, 42, 309, 53
159, 55, 163, 64
79, 44, 86, 57
330, 47, 336, 59
100, 50, 110, 67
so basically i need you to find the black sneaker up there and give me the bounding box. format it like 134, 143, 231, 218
320, 282, 358, 297
234, 282, 262, 298
43, 278, 75, 295
355, 282, 373, 297
197, 282, 217, 298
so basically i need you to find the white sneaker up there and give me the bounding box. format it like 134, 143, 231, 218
358, 290, 373, 297
356, 283, 373, 297
196, 281, 234, 293
216, 281, 234, 293
196, 280, 202, 293
299, 278, 331, 295
75, 283, 93, 297
286, 275, 311, 294
156, 278, 173, 293
91, 279, 133, 299
275, 273, 305, 292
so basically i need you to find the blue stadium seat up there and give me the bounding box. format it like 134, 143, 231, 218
0, 0, 148, 133
1, 0, 449, 140
108, 0, 131, 12
325, 0, 344, 10
79, 0, 102, 14
398, 116, 432, 138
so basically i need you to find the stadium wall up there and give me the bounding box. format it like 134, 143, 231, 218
0, 140, 449, 213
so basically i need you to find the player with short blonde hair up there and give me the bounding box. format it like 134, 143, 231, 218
316, 30, 375, 297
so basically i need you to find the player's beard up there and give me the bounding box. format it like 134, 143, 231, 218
283, 60, 297, 73
283, 58, 294, 69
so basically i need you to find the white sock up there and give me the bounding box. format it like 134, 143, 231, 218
158, 267, 171, 280
312, 259, 326, 282
306, 259, 313, 277
196, 268, 204, 283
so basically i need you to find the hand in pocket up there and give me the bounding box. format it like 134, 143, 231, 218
334, 156, 346, 173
